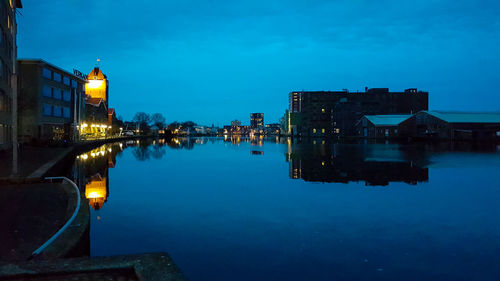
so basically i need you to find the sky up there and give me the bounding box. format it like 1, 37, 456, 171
17, 0, 500, 125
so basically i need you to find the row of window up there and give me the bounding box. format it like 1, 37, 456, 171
42, 67, 80, 89
311, 128, 341, 134
42, 85, 71, 101
42, 104, 71, 118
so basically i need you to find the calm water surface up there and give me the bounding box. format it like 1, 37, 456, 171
72, 138, 500, 281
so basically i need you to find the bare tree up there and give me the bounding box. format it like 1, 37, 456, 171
132, 112, 151, 133
151, 113, 166, 129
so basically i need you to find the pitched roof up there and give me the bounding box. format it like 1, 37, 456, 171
86, 97, 104, 107
423, 111, 500, 124
108, 108, 115, 115
88, 67, 107, 80
364, 115, 413, 126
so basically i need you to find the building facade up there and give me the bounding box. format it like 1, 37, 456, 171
81, 66, 112, 139
250, 113, 264, 129
287, 88, 428, 137
415, 111, 500, 141
17, 60, 87, 144
0, 0, 21, 150
355, 114, 415, 139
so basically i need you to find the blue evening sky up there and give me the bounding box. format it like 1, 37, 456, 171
17, 0, 500, 126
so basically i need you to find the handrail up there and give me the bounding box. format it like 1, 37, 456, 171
29, 176, 81, 259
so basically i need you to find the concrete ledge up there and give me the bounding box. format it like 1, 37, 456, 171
0, 253, 187, 281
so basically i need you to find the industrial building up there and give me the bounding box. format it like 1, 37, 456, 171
355, 114, 415, 139
285, 88, 428, 137
415, 111, 500, 141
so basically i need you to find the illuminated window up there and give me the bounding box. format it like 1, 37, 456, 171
313, 128, 317, 134
322, 128, 325, 134
321, 108, 325, 113
335, 129, 340, 133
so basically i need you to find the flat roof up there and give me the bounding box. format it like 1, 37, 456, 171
18, 59, 87, 82
423, 111, 500, 124
364, 115, 413, 126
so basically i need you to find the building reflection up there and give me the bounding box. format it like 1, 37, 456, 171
286, 140, 429, 186
85, 174, 108, 210
73, 143, 124, 210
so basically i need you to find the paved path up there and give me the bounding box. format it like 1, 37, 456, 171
0, 146, 72, 180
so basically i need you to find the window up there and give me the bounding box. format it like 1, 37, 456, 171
53, 72, 62, 82
43, 104, 52, 116
63, 90, 71, 101
321, 108, 325, 113
42, 85, 52, 97
42, 68, 52, 79
53, 89, 62, 100
63, 76, 70, 85
313, 128, 317, 134
71, 79, 78, 89
63, 107, 70, 118
322, 128, 325, 134
53, 106, 62, 117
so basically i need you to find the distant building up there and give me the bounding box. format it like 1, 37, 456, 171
0, 0, 22, 150
287, 88, 428, 137
17, 60, 87, 143
265, 123, 281, 135
415, 111, 500, 141
231, 120, 241, 127
250, 113, 264, 128
356, 114, 415, 139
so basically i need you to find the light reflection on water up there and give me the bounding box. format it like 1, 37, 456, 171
71, 137, 500, 281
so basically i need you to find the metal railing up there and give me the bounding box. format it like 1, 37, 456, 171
30, 176, 81, 259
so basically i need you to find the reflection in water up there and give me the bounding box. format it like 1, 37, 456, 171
68, 137, 500, 281
286, 140, 429, 186
85, 174, 108, 210
73, 143, 123, 211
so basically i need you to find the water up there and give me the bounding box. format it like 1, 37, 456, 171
71, 137, 500, 281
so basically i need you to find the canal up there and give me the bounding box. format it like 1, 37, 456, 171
70, 137, 500, 281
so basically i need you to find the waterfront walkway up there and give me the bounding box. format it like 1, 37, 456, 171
0, 146, 72, 180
